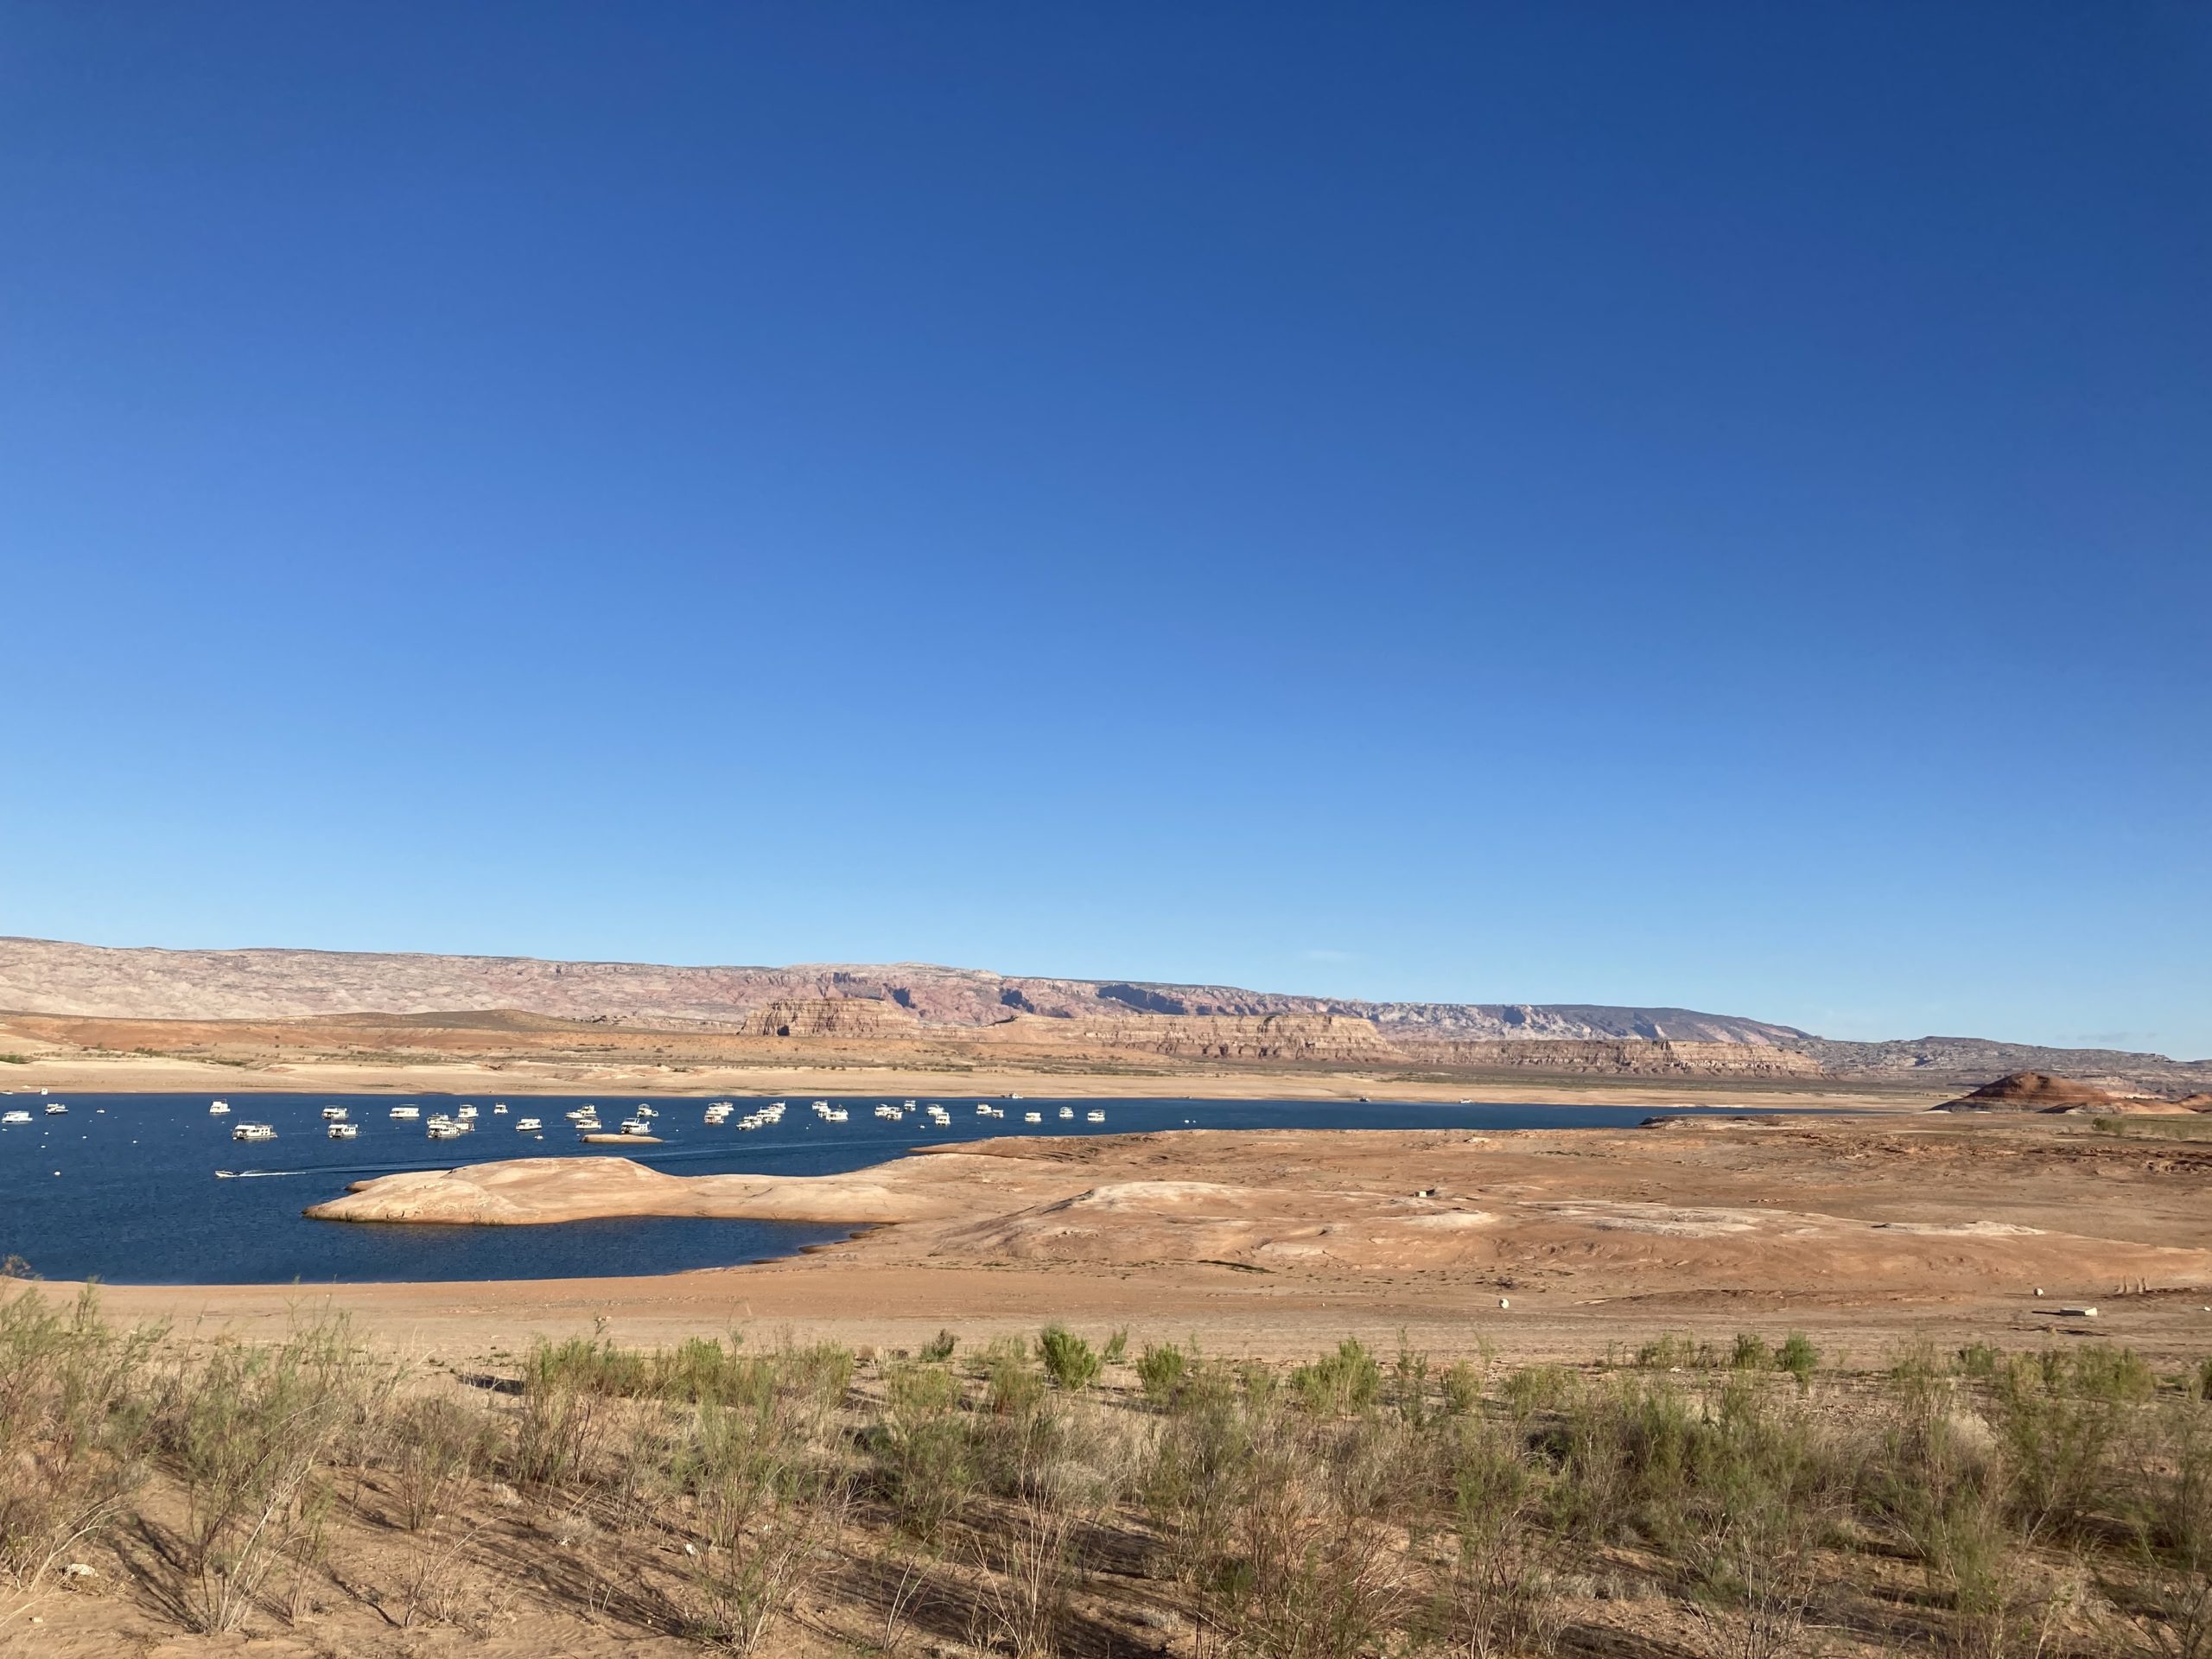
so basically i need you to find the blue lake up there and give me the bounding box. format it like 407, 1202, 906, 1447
0, 1091, 1751, 1284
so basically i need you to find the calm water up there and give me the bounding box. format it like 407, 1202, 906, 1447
0, 1091, 1744, 1284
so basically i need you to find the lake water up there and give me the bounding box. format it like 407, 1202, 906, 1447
0, 1090, 1745, 1284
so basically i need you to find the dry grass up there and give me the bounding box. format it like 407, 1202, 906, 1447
5, 1273, 2211, 1657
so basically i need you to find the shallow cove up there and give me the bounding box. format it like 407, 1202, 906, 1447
2, 1092, 1789, 1284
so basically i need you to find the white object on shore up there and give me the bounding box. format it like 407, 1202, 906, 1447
1498, 1298, 1510, 1310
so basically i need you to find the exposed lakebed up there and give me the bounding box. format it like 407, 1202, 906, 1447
3, 1091, 1768, 1283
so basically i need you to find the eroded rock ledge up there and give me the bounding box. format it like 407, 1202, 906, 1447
304, 1155, 952, 1226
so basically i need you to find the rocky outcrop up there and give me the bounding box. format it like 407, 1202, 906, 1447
737, 998, 923, 1040
1929, 1071, 2202, 1115
304, 1156, 948, 1225
1403, 1039, 1826, 1078
984, 1012, 1402, 1064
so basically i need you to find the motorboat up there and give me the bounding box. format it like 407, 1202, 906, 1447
390, 1105, 421, 1120
44, 1103, 67, 1115
516, 1117, 543, 1131
457, 1105, 479, 1121
1086, 1110, 1105, 1123
321, 1106, 348, 1121
232, 1122, 276, 1141
1024, 1111, 1042, 1123
1058, 1107, 1075, 1120
427, 1121, 466, 1141
1, 1109, 30, 1125
492, 1103, 508, 1115
208, 1099, 232, 1115
327, 1122, 359, 1140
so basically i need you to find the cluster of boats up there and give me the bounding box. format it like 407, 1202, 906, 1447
12, 1090, 1114, 1149
562, 1103, 658, 1137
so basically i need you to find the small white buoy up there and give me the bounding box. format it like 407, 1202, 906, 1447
2033, 1287, 2044, 1297
1498, 1297, 1510, 1310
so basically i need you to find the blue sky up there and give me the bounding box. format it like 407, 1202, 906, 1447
3, 4, 2207, 1054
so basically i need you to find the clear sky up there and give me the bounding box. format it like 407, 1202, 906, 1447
3, 4, 2207, 1055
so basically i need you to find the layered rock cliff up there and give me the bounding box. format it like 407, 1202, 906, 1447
3, 935, 2204, 1089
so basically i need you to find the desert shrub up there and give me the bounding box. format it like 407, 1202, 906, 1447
781, 1340, 856, 1408
385, 1394, 493, 1530
918, 1328, 957, 1363
2106, 1394, 2212, 1659
1424, 1414, 1559, 1658
654, 1336, 773, 1407
1986, 1347, 2141, 1542
516, 1340, 607, 1487
868, 1362, 974, 1542
1103, 1327, 1128, 1364
975, 1400, 1136, 1659
1777, 1332, 1820, 1390
1144, 1363, 1261, 1584
1037, 1325, 1103, 1391
527, 1335, 649, 1398
1441, 1358, 1485, 1416
1198, 1416, 1411, 1659
1138, 1340, 1189, 1405
160, 1314, 387, 1633
1958, 1341, 2005, 1380
982, 1338, 1044, 1420
1862, 1352, 2064, 1655
672, 1395, 844, 1654
1499, 1363, 1568, 1422
1680, 1380, 1842, 1659
1392, 1341, 1432, 1427
0, 1283, 160, 1597
1637, 1333, 1699, 1370
1290, 1339, 1380, 1419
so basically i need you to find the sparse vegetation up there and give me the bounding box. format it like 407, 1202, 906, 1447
6, 1281, 2210, 1657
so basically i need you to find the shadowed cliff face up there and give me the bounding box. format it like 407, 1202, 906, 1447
1, 936, 2206, 1090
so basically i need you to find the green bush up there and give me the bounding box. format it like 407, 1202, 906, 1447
1440, 1358, 1484, 1416
1137, 1341, 1188, 1404
982, 1338, 1044, 1417
1038, 1325, 1103, 1391
918, 1328, 957, 1363
1777, 1332, 1819, 1389
1290, 1339, 1381, 1418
